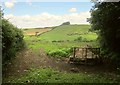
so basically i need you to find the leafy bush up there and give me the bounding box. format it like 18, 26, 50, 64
47, 48, 72, 58
90, 2, 120, 65
74, 36, 82, 41
48, 50, 67, 57
74, 36, 89, 42
2, 19, 25, 65
74, 36, 97, 42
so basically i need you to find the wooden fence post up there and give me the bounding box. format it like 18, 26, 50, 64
91, 49, 94, 58
82, 48, 83, 59
85, 48, 87, 64
73, 47, 76, 58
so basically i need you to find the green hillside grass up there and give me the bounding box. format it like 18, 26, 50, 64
39, 25, 97, 41
24, 24, 99, 58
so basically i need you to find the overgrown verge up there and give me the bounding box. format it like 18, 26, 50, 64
3, 68, 118, 83
2, 19, 25, 65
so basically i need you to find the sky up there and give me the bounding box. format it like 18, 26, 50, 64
1, 0, 94, 28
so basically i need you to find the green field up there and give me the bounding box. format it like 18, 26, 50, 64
24, 25, 99, 57
24, 25, 98, 50
39, 25, 97, 41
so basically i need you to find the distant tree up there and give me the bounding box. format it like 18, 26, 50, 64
89, 2, 120, 62
61, 22, 70, 25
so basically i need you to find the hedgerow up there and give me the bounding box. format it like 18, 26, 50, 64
2, 19, 25, 65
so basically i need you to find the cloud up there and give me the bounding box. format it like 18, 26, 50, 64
4, 11, 90, 28
4, 1, 16, 8
69, 8, 77, 13
26, 0, 32, 6
4, 14, 14, 19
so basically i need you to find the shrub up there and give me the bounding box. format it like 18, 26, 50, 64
48, 50, 67, 57
74, 36, 89, 42
74, 36, 82, 42
2, 19, 25, 65
74, 36, 96, 42
47, 48, 72, 58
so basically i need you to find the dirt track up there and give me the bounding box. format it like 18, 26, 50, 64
3, 48, 75, 77
3, 48, 119, 81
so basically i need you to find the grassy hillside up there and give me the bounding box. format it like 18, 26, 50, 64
24, 25, 99, 57
39, 25, 97, 41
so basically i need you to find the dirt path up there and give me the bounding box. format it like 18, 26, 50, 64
3, 48, 120, 81
3, 48, 74, 77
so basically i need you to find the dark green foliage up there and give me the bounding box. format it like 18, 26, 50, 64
90, 2, 120, 62
74, 37, 89, 42
61, 21, 70, 25
74, 36, 82, 41
2, 19, 25, 64
74, 36, 95, 42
